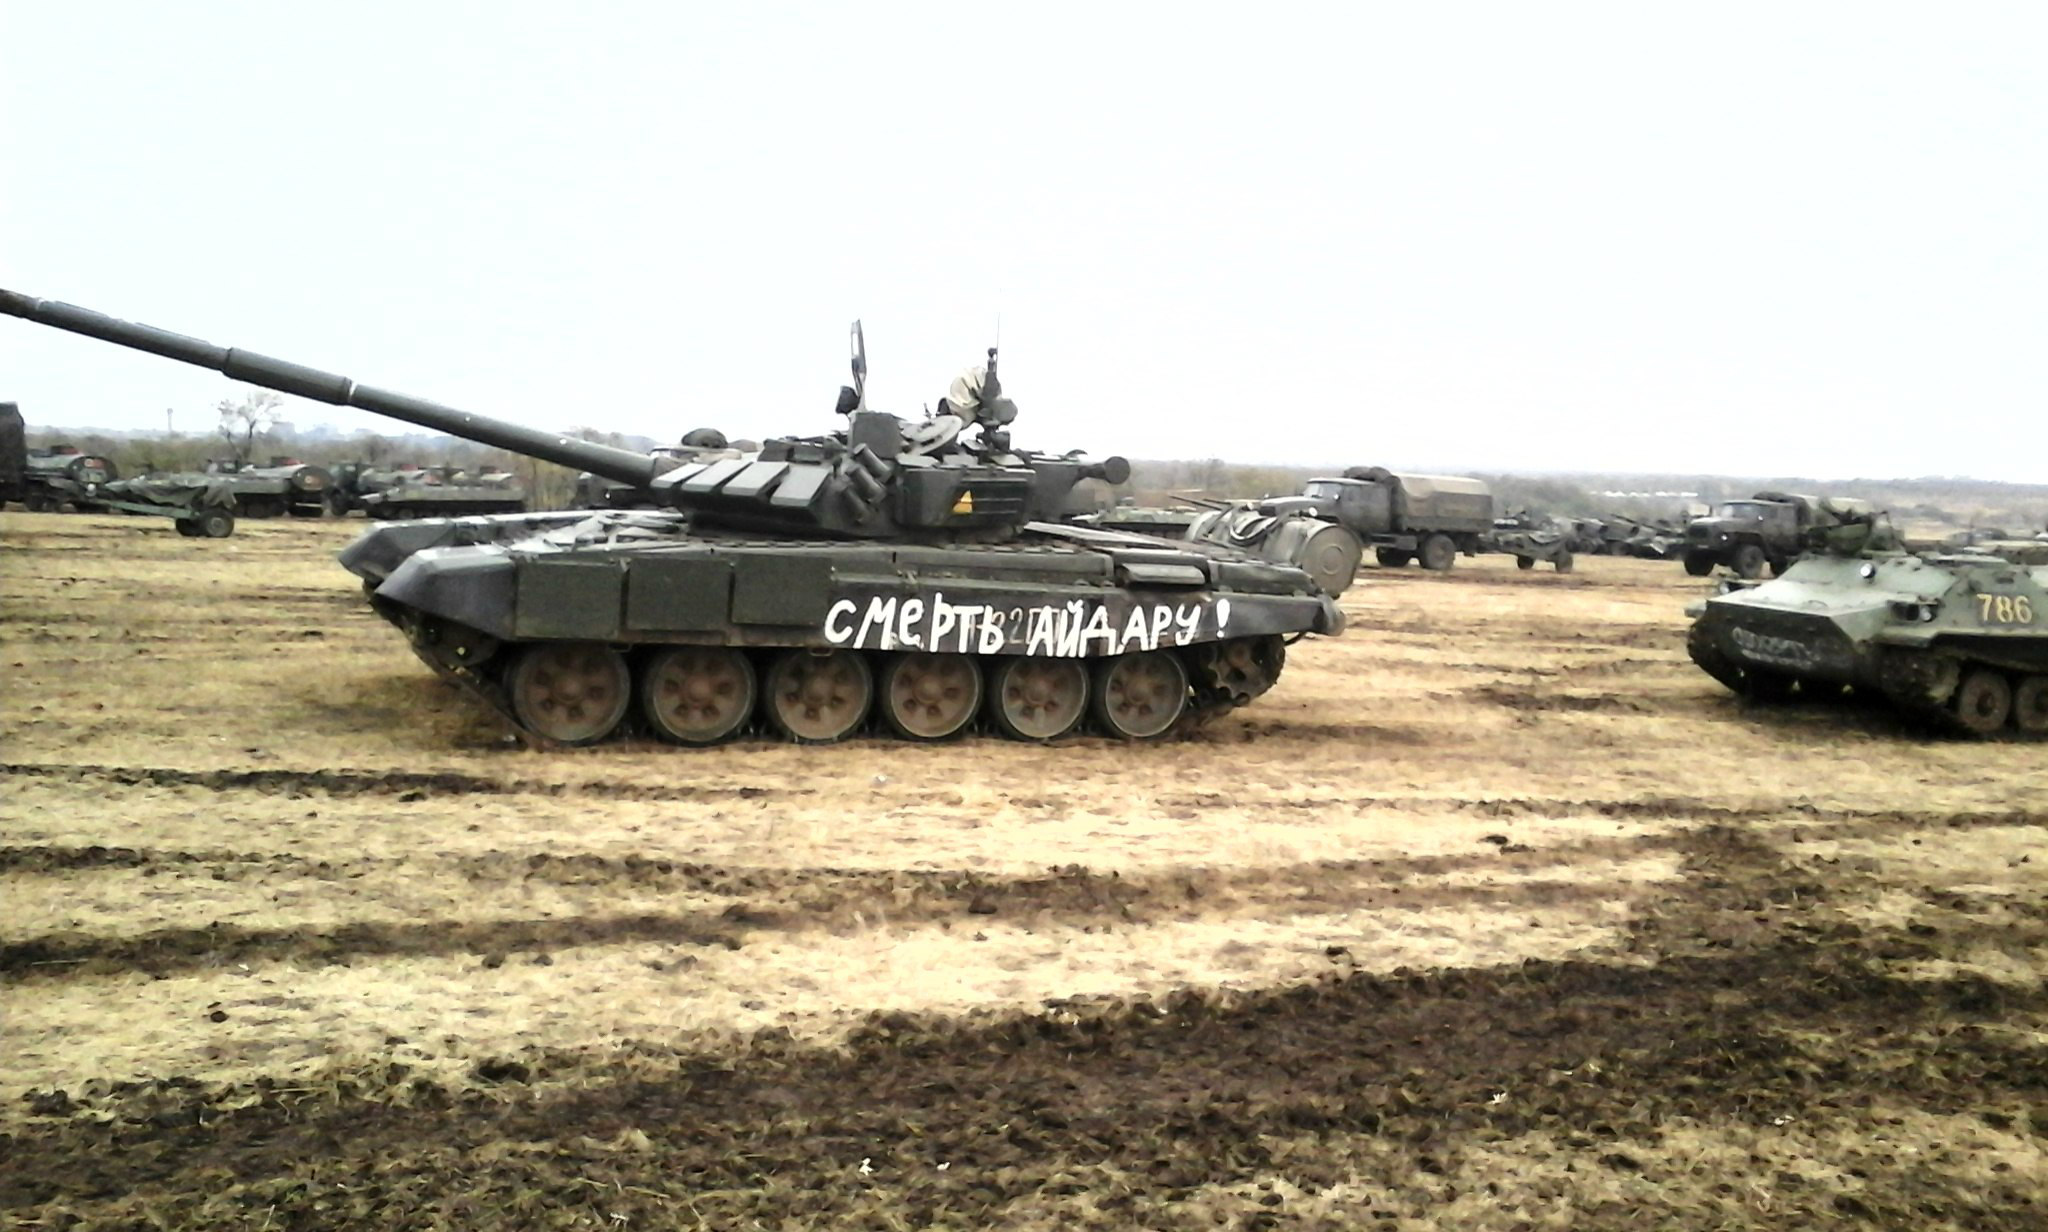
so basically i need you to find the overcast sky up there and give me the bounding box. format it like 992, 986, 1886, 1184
3, 2, 2043, 480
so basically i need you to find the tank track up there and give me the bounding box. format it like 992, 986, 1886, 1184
1694, 621, 2042, 738
390, 601, 1288, 747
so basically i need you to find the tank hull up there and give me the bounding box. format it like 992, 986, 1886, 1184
345, 513, 1344, 746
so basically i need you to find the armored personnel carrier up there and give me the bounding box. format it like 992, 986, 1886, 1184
21, 443, 119, 510
1687, 517, 2047, 737
2, 289, 1345, 746
356, 466, 528, 518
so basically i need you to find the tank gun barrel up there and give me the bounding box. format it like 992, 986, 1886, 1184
0, 289, 663, 487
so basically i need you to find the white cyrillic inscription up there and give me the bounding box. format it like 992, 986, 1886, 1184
821, 590, 1221, 656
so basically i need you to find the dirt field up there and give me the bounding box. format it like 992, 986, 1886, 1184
3, 510, 2044, 1230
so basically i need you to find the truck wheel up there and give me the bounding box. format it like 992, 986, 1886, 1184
1683, 552, 1715, 577
1768, 556, 1793, 577
174, 517, 203, 537
1731, 544, 1767, 579
1553, 551, 1574, 574
1516, 556, 1535, 570
1419, 533, 1456, 571
1374, 548, 1413, 568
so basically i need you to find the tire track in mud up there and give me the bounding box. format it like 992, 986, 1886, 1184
6, 829, 2045, 1229
0, 911, 742, 981
0, 837, 1678, 982
9, 760, 2036, 836
0, 761, 810, 804
13, 804, 2035, 984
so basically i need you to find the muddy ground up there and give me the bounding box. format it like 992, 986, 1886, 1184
1, 511, 2043, 1230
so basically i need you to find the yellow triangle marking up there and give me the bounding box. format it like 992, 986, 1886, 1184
951, 490, 975, 514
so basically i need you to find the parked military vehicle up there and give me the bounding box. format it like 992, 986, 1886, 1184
1683, 492, 1871, 579
1069, 503, 1204, 539
0, 403, 22, 507
0, 405, 237, 533
214, 457, 334, 517
1926, 526, 2048, 566
1587, 514, 1688, 560
356, 466, 529, 518
1482, 511, 1575, 572
20, 443, 119, 511
1186, 467, 1494, 595
1, 289, 1345, 747
1687, 516, 2047, 737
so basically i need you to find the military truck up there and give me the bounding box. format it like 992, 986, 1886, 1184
1186, 467, 1495, 595
1682, 492, 1872, 579
0, 402, 25, 507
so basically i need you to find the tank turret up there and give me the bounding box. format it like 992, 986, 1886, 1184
0, 290, 1127, 541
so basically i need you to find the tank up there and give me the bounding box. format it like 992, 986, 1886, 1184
1686, 518, 2048, 737
1, 289, 1345, 747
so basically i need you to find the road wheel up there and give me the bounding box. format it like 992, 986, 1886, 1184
1418, 533, 1457, 571
174, 517, 203, 537
1091, 650, 1189, 739
1731, 544, 1767, 579
879, 653, 983, 741
987, 657, 1088, 741
193, 508, 235, 538
2012, 675, 2048, 734
640, 646, 756, 745
1553, 551, 1574, 574
1952, 667, 2012, 735
506, 642, 631, 744
1683, 553, 1715, 577
1374, 547, 1413, 568
763, 649, 873, 743
1516, 556, 1535, 571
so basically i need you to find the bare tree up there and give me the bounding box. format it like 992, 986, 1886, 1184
356, 433, 396, 465
217, 390, 284, 465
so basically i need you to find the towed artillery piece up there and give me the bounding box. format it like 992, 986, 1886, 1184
1185, 468, 1496, 596
1687, 516, 2048, 737
1, 289, 1344, 747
